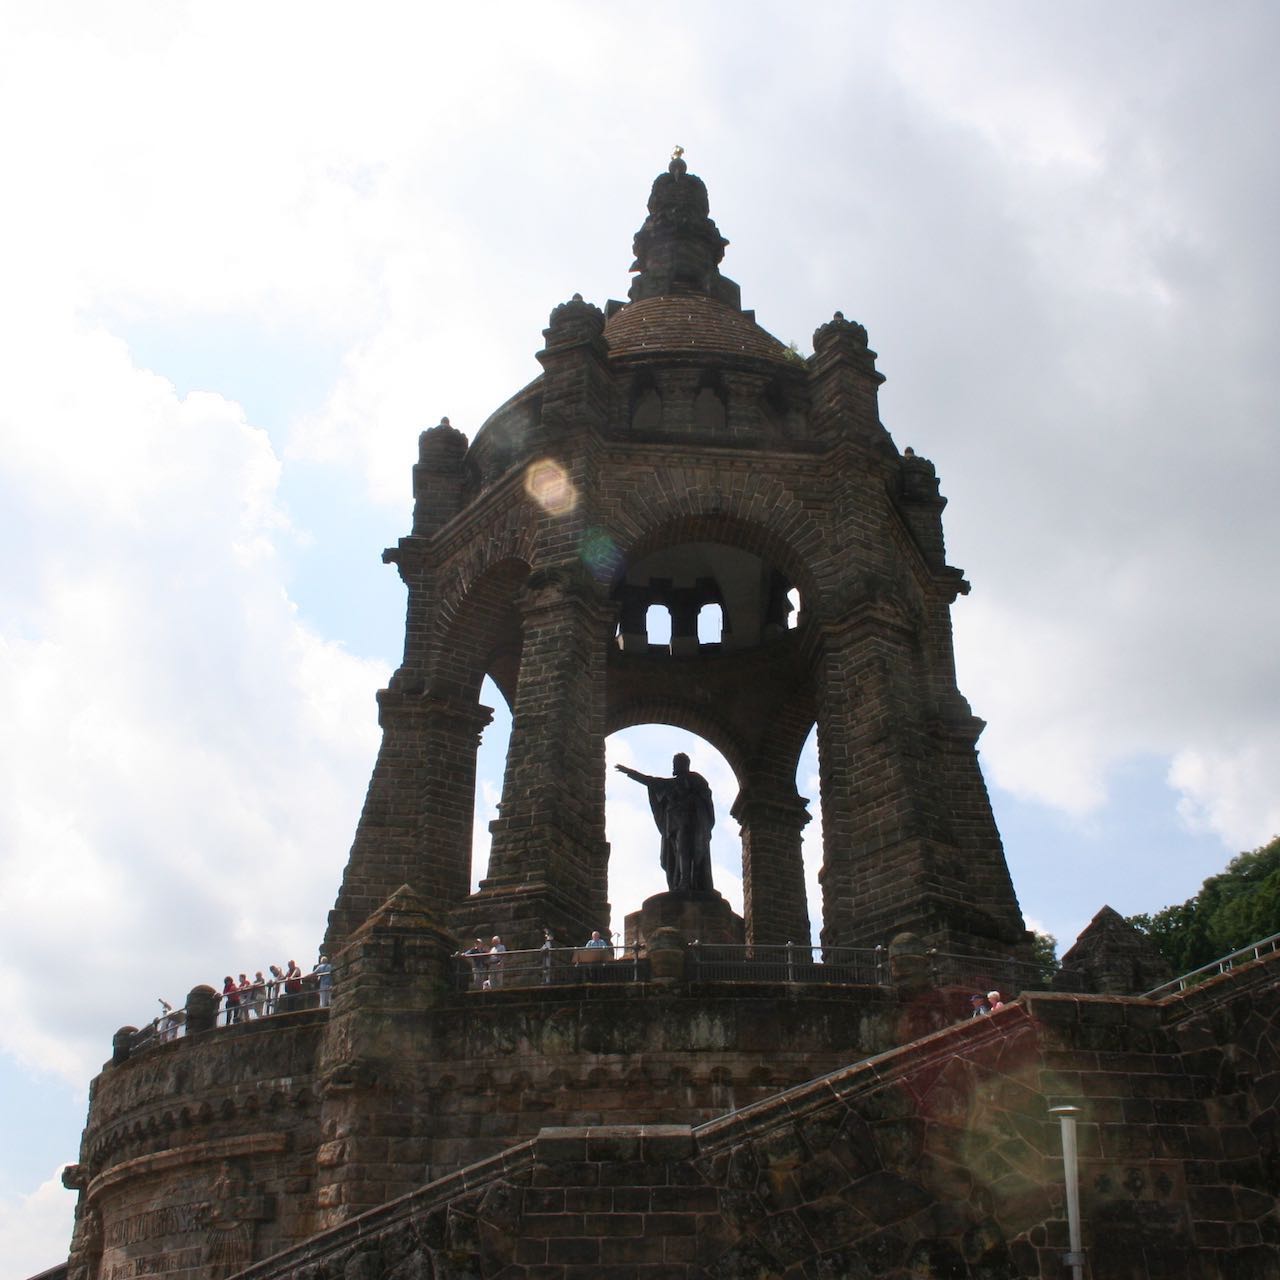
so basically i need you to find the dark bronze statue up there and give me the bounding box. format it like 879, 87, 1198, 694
615, 752, 715, 892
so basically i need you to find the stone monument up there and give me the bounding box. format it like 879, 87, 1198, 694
324, 150, 1032, 964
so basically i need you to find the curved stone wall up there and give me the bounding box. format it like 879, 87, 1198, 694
66, 1010, 327, 1280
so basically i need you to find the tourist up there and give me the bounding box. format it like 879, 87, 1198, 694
222, 976, 241, 1025
464, 939, 487, 989
541, 929, 555, 984
313, 956, 333, 1008
969, 994, 990, 1017
157, 998, 181, 1042
487, 936, 506, 988
987, 990, 1005, 1012
238, 974, 254, 1017
250, 972, 267, 1019
283, 960, 303, 1012
265, 964, 284, 1016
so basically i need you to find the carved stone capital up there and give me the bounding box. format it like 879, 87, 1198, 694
520, 562, 613, 614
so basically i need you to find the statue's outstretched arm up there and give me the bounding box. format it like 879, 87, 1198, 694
615, 764, 657, 785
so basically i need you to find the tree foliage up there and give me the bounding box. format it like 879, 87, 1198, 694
1029, 930, 1059, 986
1127, 834, 1280, 973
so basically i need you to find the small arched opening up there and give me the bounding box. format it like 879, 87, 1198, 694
693, 372, 728, 432
630, 372, 663, 431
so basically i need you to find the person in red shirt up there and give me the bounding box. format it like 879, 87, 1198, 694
222, 976, 241, 1025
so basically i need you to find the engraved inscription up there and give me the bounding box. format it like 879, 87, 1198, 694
105, 1203, 209, 1248
107, 1249, 202, 1278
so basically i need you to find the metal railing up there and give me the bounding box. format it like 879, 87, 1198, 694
453, 945, 649, 991
126, 978, 331, 1053
686, 943, 885, 986
1140, 930, 1280, 1000
122, 939, 1069, 1049
925, 950, 1054, 999
453, 943, 889, 990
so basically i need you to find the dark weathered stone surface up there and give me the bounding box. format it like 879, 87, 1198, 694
196, 947, 1279, 1280
1056, 904, 1174, 995
624, 890, 745, 950
324, 158, 1029, 963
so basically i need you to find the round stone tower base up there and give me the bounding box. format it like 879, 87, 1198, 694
625, 890, 745, 949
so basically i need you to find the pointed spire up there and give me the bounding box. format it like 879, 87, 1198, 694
627, 149, 742, 309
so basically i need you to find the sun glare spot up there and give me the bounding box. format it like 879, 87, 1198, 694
523, 458, 578, 517
580, 526, 622, 580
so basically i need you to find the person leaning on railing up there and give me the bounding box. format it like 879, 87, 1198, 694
462, 939, 487, 989
249, 971, 267, 1018
282, 960, 303, 1011
312, 956, 333, 1008
266, 964, 283, 1014
486, 937, 506, 989
221, 976, 241, 1025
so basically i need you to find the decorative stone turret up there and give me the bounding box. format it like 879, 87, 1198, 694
411, 416, 469, 536
627, 148, 742, 308
809, 310, 889, 445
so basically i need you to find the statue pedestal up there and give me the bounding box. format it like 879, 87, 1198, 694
625, 890, 745, 950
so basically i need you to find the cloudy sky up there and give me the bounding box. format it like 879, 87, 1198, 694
2, 1, 1278, 1269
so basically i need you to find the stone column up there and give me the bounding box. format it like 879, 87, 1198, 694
814, 611, 933, 952
463, 566, 614, 949
615, 585, 649, 652
733, 787, 812, 947
325, 689, 493, 956
668, 588, 700, 656
416, 693, 495, 905
814, 596, 1027, 958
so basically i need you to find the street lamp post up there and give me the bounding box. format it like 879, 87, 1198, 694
1049, 1105, 1086, 1280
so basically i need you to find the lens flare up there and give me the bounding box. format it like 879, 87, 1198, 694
523, 458, 578, 517
580, 527, 623, 580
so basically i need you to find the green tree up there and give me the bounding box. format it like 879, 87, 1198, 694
1127, 834, 1280, 972
1029, 930, 1059, 986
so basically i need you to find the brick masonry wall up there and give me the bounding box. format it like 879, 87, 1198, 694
64, 1011, 327, 1280
323, 267, 1031, 963
228, 949, 1278, 1280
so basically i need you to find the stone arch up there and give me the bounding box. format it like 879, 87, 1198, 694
435, 556, 531, 709
608, 482, 824, 615
694, 369, 728, 431
436, 507, 536, 648
607, 697, 750, 782
629, 369, 663, 430
760, 372, 800, 438
603, 504, 821, 946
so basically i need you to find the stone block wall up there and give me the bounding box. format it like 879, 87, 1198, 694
228, 949, 1279, 1280
65, 1011, 327, 1280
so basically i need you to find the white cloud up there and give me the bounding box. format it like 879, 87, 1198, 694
0, 313, 384, 1083
0, 1170, 76, 1279
1169, 743, 1280, 853
4, 1, 1280, 1266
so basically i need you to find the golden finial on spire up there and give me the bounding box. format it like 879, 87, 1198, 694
672, 145, 684, 161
